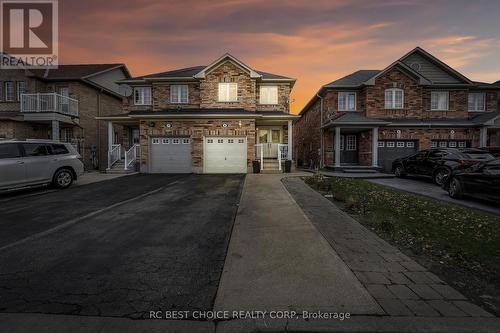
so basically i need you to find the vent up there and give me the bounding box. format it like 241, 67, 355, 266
410, 62, 421, 72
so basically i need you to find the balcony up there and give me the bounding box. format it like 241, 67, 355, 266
21, 93, 79, 118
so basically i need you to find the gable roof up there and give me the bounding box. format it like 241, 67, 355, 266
29, 64, 129, 81
324, 70, 381, 88
122, 53, 295, 84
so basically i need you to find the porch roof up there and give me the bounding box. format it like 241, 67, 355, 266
322, 112, 391, 128
96, 109, 299, 121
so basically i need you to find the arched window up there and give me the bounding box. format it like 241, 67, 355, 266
385, 88, 404, 109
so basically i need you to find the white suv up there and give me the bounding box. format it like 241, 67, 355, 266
0, 139, 84, 191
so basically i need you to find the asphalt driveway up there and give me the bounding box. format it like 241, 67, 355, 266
0, 174, 244, 318
368, 177, 500, 216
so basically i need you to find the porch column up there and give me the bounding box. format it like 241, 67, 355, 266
287, 120, 293, 160
372, 127, 379, 167
107, 121, 113, 170
335, 127, 341, 168
51, 120, 60, 141
479, 127, 488, 147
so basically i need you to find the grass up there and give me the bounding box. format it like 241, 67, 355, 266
305, 174, 500, 282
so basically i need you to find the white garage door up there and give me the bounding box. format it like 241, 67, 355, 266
150, 137, 192, 173
204, 137, 247, 174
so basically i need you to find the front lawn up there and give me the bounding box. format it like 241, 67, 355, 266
305, 174, 500, 312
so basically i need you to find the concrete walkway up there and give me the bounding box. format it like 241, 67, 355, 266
214, 174, 382, 315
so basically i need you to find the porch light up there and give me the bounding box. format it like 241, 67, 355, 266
149, 121, 155, 127
166, 123, 172, 128
222, 123, 228, 128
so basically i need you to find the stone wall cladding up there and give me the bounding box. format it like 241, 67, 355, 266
256, 83, 291, 113
139, 119, 256, 173
152, 82, 200, 111
200, 61, 256, 110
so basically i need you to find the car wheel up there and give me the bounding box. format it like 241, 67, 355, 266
448, 178, 463, 199
433, 168, 450, 186
394, 165, 406, 178
53, 168, 74, 189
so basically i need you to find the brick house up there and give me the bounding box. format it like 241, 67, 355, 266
295, 47, 500, 171
0, 58, 131, 170
98, 54, 297, 173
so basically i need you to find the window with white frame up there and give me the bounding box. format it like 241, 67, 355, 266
378, 142, 385, 147
385, 88, 404, 109
134, 87, 151, 105
170, 85, 188, 104
340, 136, 345, 150
152, 138, 160, 144
338, 92, 356, 111
17, 81, 26, 101
407, 142, 415, 148
387, 142, 395, 148
259, 86, 278, 105
218, 83, 238, 102
4, 81, 14, 102
468, 93, 485, 112
397, 141, 405, 148
431, 91, 449, 111
430, 141, 437, 148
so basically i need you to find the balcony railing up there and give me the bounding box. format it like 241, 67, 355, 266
21, 93, 79, 117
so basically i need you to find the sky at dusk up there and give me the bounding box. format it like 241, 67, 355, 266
58, 0, 500, 113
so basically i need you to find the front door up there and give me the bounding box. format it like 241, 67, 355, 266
341, 134, 358, 164
130, 128, 140, 147
257, 128, 282, 158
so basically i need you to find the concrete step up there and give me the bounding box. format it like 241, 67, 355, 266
260, 169, 283, 174
106, 169, 135, 174
342, 169, 379, 174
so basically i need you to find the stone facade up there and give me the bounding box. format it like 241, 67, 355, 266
139, 119, 256, 173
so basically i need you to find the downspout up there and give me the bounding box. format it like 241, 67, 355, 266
317, 93, 324, 169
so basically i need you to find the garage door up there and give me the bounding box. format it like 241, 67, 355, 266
150, 137, 192, 173
378, 140, 419, 172
204, 137, 247, 174
431, 140, 471, 149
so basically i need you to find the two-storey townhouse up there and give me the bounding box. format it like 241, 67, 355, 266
0, 57, 131, 170
295, 47, 500, 172
98, 54, 298, 174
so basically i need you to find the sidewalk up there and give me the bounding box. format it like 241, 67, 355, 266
214, 173, 382, 315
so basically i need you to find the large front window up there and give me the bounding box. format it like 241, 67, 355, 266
468, 93, 485, 112
431, 91, 449, 111
134, 87, 151, 105
218, 82, 238, 102
338, 92, 356, 111
384, 88, 404, 109
170, 85, 188, 104
259, 86, 278, 105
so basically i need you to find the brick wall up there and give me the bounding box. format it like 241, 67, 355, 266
379, 127, 480, 149
256, 83, 291, 113
139, 119, 256, 173
152, 82, 200, 111
0, 120, 49, 139
200, 61, 257, 110
294, 98, 321, 167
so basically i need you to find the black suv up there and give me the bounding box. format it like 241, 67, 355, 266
392, 148, 494, 185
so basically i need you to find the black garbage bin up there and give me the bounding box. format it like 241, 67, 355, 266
252, 160, 261, 173
284, 160, 292, 173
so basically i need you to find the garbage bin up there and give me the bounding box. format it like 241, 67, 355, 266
252, 160, 261, 173
284, 160, 292, 173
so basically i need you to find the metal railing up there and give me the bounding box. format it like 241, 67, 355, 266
255, 144, 264, 170
255, 143, 280, 159
21, 93, 79, 117
278, 144, 289, 171
124, 144, 140, 170
108, 144, 121, 169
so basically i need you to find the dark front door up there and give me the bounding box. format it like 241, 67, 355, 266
341, 134, 358, 164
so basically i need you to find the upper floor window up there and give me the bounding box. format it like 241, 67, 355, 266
384, 88, 404, 109
259, 86, 278, 105
134, 87, 151, 105
218, 82, 238, 102
17, 81, 26, 101
4, 81, 14, 102
338, 92, 356, 111
170, 85, 189, 104
431, 91, 449, 111
468, 93, 485, 112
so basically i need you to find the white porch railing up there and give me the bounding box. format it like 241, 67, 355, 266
255, 144, 264, 170
124, 144, 140, 170
21, 93, 79, 117
278, 144, 289, 171
255, 143, 279, 159
108, 144, 121, 169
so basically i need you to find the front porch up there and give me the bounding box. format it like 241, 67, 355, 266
254, 119, 293, 172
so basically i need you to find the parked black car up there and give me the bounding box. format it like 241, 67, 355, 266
392, 148, 494, 185
442, 158, 500, 202
484, 146, 500, 157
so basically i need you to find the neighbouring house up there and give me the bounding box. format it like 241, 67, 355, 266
295, 47, 500, 172
98, 53, 298, 173
0, 57, 131, 170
